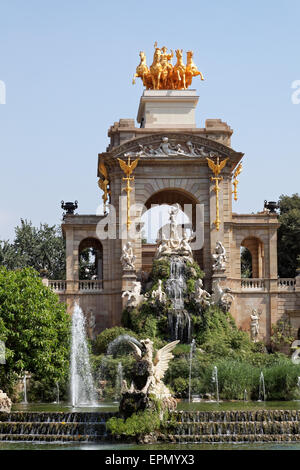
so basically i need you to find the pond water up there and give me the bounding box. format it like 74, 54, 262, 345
1, 441, 300, 451
11, 400, 300, 413
11, 402, 119, 413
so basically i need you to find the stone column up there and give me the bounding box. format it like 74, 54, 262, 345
65, 227, 79, 295
209, 175, 227, 291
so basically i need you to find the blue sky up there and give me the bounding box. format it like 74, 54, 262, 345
0, 0, 299, 240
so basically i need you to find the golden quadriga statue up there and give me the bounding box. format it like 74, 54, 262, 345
133, 42, 204, 90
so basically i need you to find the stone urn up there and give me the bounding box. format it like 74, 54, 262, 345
0, 390, 12, 413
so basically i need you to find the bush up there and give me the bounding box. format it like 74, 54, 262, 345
122, 302, 169, 340
262, 361, 300, 400
271, 318, 297, 352
172, 377, 188, 397
151, 259, 170, 282
106, 409, 161, 438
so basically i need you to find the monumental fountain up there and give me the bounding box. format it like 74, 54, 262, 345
121, 204, 234, 343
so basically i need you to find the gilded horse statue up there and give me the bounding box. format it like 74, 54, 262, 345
132, 44, 204, 90
132, 51, 152, 89
173, 49, 186, 90
186, 51, 204, 88
150, 43, 162, 90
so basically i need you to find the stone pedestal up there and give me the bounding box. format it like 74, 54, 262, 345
137, 90, 199, 129
212, 271, 227, 286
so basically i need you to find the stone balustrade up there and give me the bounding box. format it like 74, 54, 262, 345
241, 278, 265, 290
47, 280, 103, 293
277, 278, 296, 290
78, 280, 103, 291
48, 280, 67, 292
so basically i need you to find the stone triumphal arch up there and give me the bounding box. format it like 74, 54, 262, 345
49, 49, 299, 346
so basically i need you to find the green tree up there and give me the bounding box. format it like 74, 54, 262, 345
0, 267, 70, 397
0, 219, 66, 279
277, 194, 300, 277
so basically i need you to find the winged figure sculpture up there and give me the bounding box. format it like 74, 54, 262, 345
206, 156, 229, 177
99, 155, 108, 180
124, 338, 179, 398
118, 156, 140, 177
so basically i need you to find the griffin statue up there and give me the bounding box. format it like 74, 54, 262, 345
120, 338, 179, 417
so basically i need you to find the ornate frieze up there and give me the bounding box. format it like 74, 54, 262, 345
98, 134, 243, 172
135, 136, 222, 158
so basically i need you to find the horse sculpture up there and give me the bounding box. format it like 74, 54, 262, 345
150, 44, 162, 90
186, 50, 204, 88
173, 49, 186, 90
132, 51, 152, 89
132, 44, 204, 90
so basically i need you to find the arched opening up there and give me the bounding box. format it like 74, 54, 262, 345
241, 237, 265, 278
240, 247, 252, 278
79, 238, 103, 281
141, 188, 202, 273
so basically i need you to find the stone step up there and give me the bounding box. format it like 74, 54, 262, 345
169, 434, 300, 443
170, 410, 300, 422
0, 433, 104, 442
0, 422, 106, 436
0, 411, 117, 423
166, 421, 300, 435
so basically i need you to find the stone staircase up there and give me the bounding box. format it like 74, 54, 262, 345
164, 410, 300, 443
0, 411, 117, 442
1, 409, 300, 443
